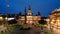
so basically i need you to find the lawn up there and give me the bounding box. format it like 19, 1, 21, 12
0, 32, 4, 34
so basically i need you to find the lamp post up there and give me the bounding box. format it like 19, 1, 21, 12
6, 0, 9, 26
0, 17, 3, 21
0, 16, 8, 25
0, 17, 3, 25
49, 15, 52, 31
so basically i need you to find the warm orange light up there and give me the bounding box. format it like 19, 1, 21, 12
5, 17, 8, 20
0, 17, 3, 19
0, 17, 3, 21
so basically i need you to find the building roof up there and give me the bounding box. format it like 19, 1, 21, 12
49, 8, 60, 18
28, 5, 31, 10
50, 8, 60, 14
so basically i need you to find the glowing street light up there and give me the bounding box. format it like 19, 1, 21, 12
5, 17, 8, 20
0, 17, 3, 20
0, 17, 3, 21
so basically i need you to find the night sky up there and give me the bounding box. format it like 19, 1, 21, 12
0, 0, 60, 17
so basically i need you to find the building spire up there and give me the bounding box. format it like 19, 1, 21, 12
37, 11, 40, 16
24, 7, 27, 15
28, 5, 31, 10
28, 5, 32, 16
19, 12, 21, 16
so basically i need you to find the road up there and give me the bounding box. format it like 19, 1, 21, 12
5, 25, 45, 34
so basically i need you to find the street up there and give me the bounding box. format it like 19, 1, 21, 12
5, 25, 45, 34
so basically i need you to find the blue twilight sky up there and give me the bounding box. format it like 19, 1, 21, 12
0, 0, 60, 17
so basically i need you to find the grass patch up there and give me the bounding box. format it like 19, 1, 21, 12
8, 24, 21, 29
8, 25, 15, 29
0, 32, 4, 34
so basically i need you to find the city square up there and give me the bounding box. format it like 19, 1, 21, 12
0, 0, 60, 34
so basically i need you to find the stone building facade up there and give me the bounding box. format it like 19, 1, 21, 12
48, 8, 60, 31
18, 6, 41, 24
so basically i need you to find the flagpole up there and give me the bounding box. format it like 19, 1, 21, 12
6, 0, 8, 26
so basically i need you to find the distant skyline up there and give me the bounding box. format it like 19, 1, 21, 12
0, 0, 60, 17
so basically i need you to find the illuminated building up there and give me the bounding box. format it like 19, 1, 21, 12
48, 8, 60, 31
18, 6, 41, 24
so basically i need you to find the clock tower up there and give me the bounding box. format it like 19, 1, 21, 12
28, 5, 32, 16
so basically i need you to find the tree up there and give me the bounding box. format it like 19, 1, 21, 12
38, 19, 47, 30
39, 19, 47, 25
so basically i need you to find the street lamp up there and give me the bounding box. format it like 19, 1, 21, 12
0, 17, 3, 21
5, 17, 8, 21
0, 17, 3, 25
5, 0, 9, 26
